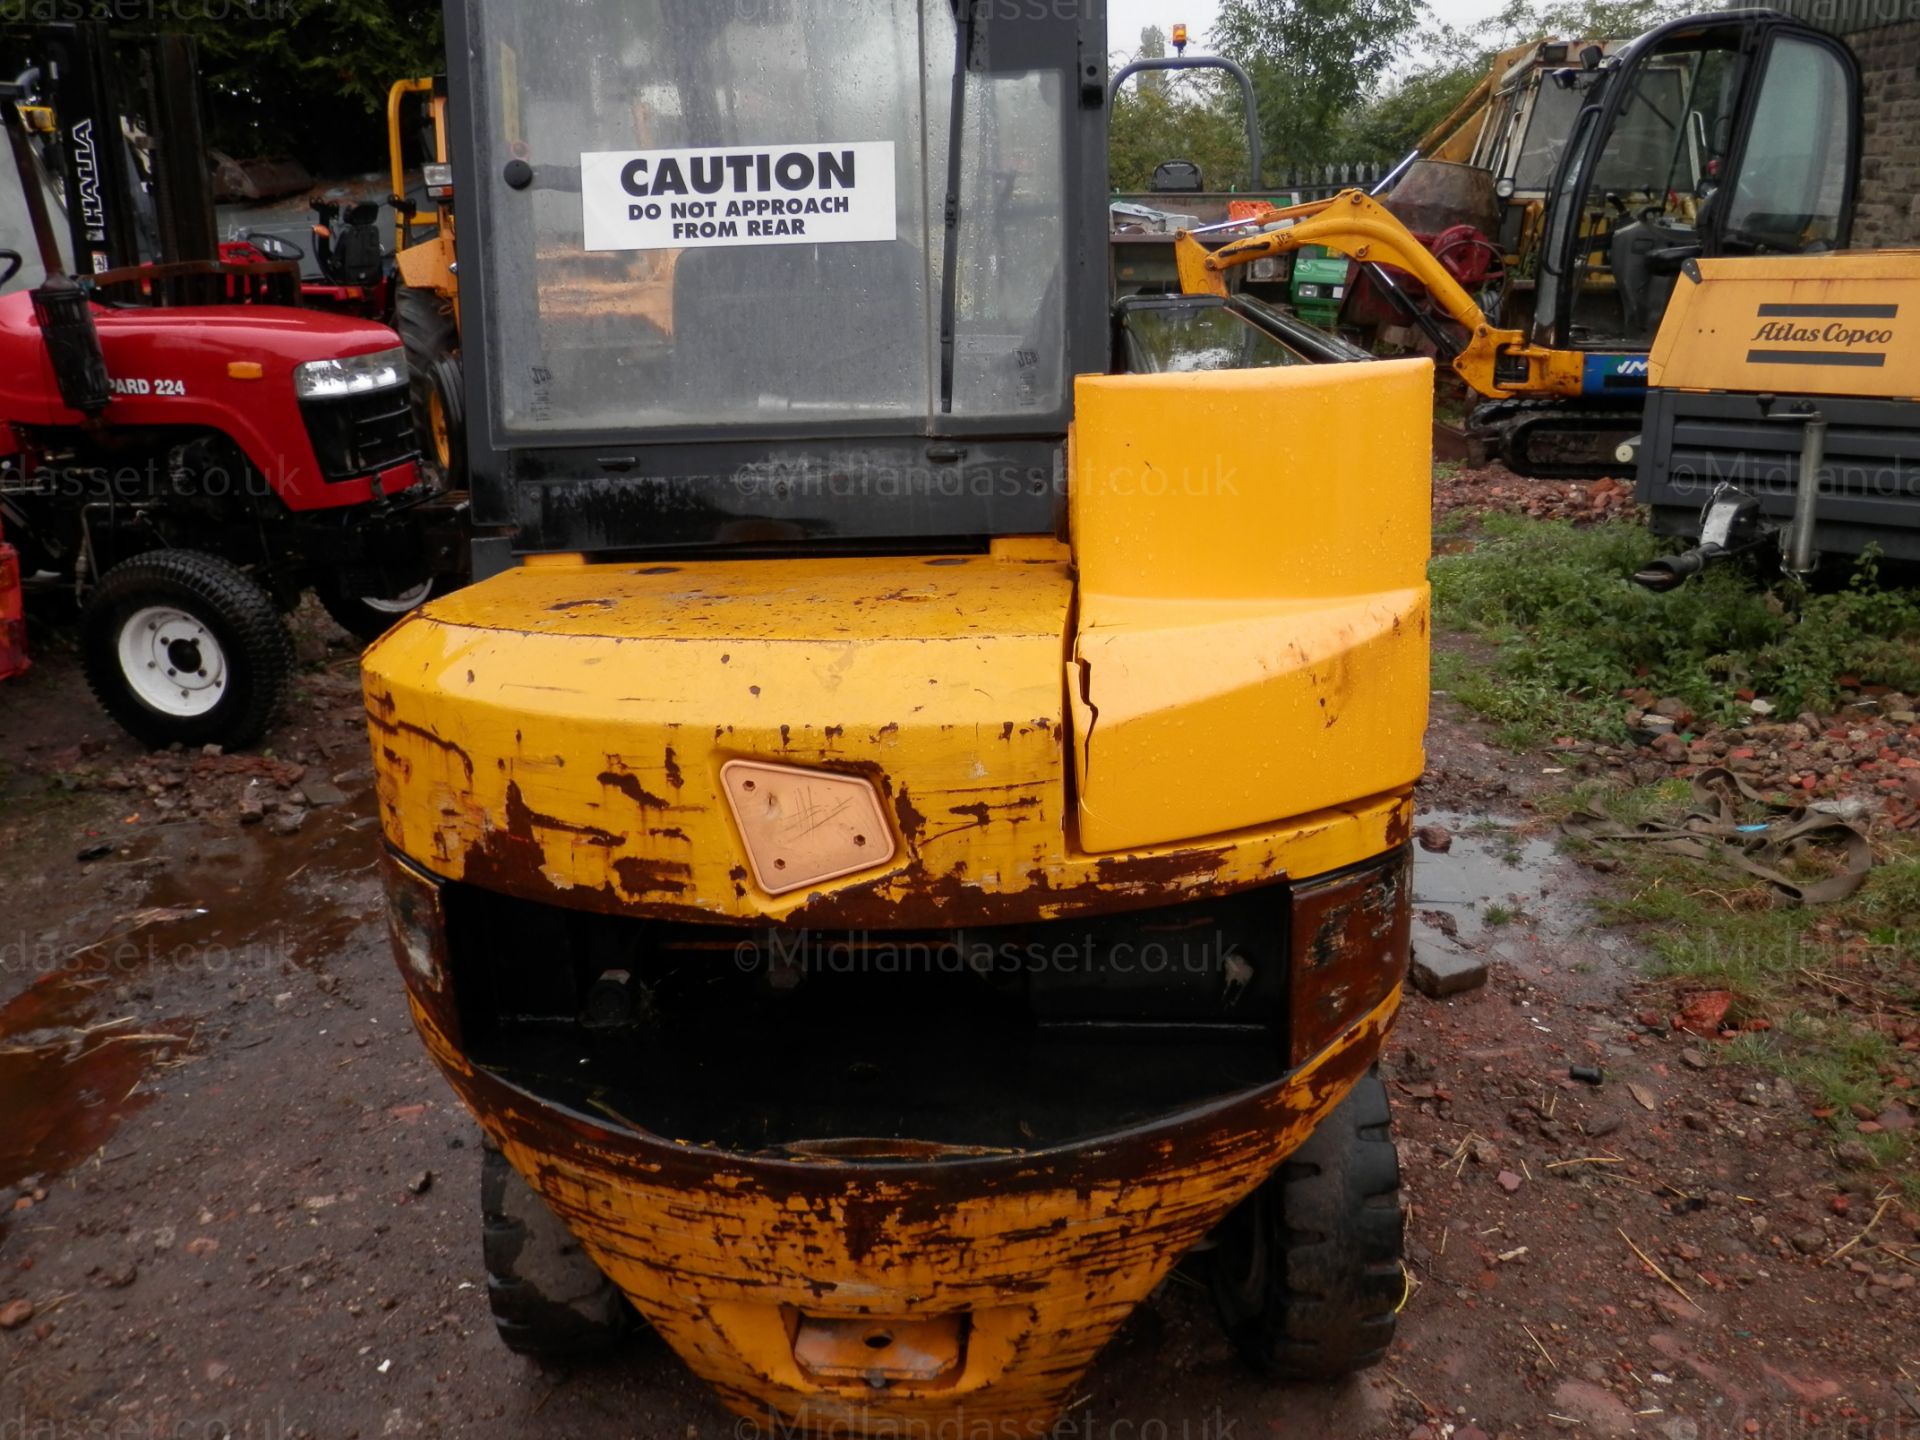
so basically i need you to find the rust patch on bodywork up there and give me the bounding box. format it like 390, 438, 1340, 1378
787, 844, 1236, 929
612, 856, 693, 896
366, 689, 475, 781
893, 787, 928, 847
390, 903, 1399, 1438
1288, 846, 1411, 1066
598, 769, 671, 809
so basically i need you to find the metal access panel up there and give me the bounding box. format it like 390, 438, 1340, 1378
442, 0, 1112, 556
1636, 389, 1920, 560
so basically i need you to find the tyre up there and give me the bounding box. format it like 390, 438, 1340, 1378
394, 286, 464, 486
481, 1142, 635, 1359
312, 571, 437, 645
1206, 1071, 1404, 1380
81, 549, 292, 750
425, 354, 467, 485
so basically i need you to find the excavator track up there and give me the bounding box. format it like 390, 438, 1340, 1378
1467, 397, 1647, 481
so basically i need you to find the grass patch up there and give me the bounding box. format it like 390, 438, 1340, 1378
1430, 515, 1920, 745
1568, 778, 1920, 1187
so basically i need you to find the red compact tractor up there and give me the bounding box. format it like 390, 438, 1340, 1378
0, 507, 26, 682
1, 27, 462, 748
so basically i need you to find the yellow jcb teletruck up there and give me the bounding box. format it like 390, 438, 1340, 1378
365, 3, 1429, 1433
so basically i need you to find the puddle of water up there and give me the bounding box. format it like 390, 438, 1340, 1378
1412, 807, 1636, 1008
0, 796, 381, 1201
0, 977, 179, 1199
1413, 809, 1566, 950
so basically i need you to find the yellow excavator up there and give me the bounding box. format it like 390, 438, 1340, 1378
1177, 9, 1860, 477
365, 1, 1424, 1434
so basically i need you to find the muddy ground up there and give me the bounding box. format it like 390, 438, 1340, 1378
1, 596, 1917, 1440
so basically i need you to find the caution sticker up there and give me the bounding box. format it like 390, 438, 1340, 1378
580, 141, 897, 252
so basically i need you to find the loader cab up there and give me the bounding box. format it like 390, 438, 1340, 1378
1535, 8, 1858, 353
445, 0, 1109, 556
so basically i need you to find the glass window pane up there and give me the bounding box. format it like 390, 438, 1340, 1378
1512, 80, 1582, 191
1591, 60, 1700, 195
1121, 303, 1310, 373
469, 0, 957, 435
945, 71, 1068, 417
1723, 38, 1852, 250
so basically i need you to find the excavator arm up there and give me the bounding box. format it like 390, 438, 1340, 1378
1175, 189, 1586, 400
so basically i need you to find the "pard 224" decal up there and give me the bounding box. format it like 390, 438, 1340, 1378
108, 377, 188, 397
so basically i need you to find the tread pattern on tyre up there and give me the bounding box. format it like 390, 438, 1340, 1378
395, 286, 462, 482
81, 548, 292, 750
480, 1144, 633, 1359
310, 572, 431, 646
1210, 1072, 1405, 1381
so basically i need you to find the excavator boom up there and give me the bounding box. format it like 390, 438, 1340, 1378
1174, 190, 1584, 401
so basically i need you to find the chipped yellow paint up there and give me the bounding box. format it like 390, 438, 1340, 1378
401, 962, 1400, 1436
363, 362, 1430, 1434
363, 549, 1413, 926
1650, 250, 1920, 399
1069, 360, 1432, 852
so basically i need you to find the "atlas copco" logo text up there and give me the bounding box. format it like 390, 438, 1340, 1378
1750, 319, 1895, 346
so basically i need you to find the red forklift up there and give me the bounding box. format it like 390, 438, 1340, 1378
0, 24, 466, 746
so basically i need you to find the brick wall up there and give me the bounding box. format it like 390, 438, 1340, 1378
1848, 19, 1920, 249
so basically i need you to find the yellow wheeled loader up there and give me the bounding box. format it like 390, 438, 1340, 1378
385, 76, 465, 484
365, 3, 1427, 1433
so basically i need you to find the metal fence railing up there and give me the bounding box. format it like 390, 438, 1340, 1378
1264, 162, 1392, 200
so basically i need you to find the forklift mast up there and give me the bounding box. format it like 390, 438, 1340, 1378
16, 22, 220, 273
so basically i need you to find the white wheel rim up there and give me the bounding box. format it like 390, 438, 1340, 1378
360, 580, 433, 616
117, 605, 228, 718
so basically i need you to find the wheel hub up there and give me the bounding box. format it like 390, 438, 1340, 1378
118, 606, 227, 717
164, 636, 204, 674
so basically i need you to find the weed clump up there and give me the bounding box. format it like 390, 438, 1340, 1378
1431, 517, 1920, 743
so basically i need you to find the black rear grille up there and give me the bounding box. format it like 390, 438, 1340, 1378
1637, 391, 1920, 561
300, 388, 417, 482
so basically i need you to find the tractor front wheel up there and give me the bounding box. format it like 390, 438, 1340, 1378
1206, 1071, 1405, 1380
81, 549, 292, 750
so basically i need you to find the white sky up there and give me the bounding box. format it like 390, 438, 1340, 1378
1106, 0, 1506, 64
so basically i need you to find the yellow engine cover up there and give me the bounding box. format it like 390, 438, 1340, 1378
363, 542, 1415, 926
1070, 358, 1433, 852
1650, 250, 1920, 399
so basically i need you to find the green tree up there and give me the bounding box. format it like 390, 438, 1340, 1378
1330, 0, 1692, 168
1138, 25, 1170, 96
1109, 74, 1256, 192
1332, 65, 1485, 164
1425, 0, 1693, 69
1213, 0, 1424, 175
162, 0, 444, 168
